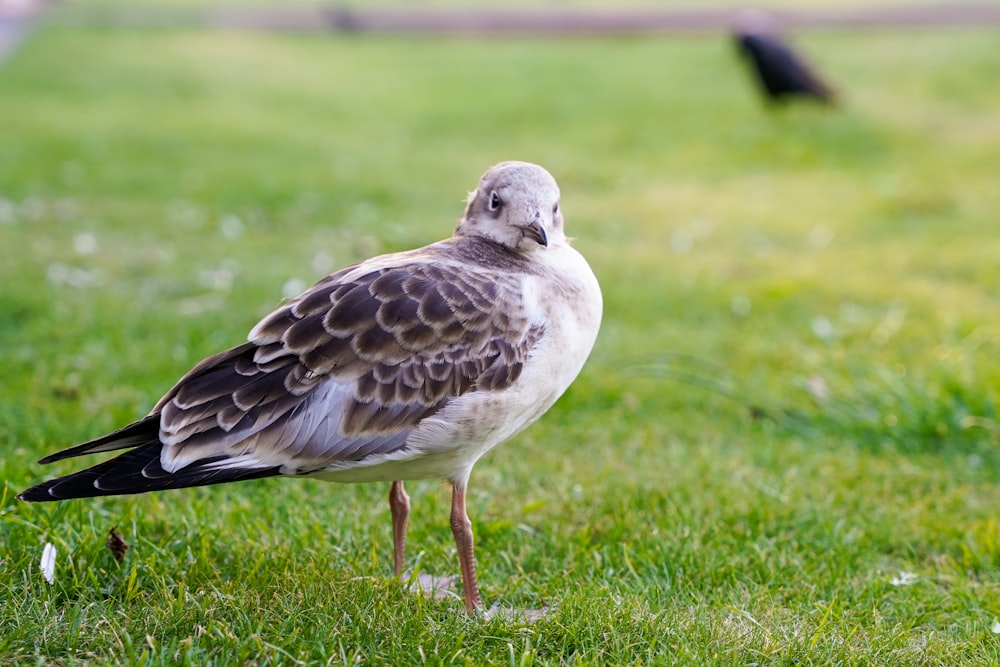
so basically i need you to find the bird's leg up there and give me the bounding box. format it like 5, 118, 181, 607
450, 479, 483, 614
389, 480, 410, 577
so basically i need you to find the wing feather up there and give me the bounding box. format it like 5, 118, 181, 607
27, 241, 544, 486
153, 244, 542, 474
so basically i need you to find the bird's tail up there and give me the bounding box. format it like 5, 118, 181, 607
18, 415, 281, 502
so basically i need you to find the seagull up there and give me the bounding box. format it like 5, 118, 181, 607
19, 160, 603, 615
733, 10, 837, 106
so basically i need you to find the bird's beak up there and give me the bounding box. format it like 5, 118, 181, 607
522, 220, 548, 247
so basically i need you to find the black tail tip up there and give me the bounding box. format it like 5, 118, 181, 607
16, 486, 54, 502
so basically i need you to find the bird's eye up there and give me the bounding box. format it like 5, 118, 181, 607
553, 203, 559, 215
488, 191, 502, 212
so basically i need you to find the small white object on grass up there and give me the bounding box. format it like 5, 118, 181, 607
40, 542, 56, 584
888, 571, 918, 586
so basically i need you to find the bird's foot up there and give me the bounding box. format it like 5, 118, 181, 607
399, 572, 549, 621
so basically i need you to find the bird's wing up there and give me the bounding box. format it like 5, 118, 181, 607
147, 251, 544, 474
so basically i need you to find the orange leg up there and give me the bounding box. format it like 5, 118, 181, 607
450, 480, 483, 614
388, 480, 410, 577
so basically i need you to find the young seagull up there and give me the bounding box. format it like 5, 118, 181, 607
19, 161, 603, 615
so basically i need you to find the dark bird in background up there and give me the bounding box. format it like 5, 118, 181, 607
733, 10, 837, 106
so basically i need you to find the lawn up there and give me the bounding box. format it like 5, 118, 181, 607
2, 10, 1000, 666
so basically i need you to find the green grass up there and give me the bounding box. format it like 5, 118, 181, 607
2, 16, 1000, 666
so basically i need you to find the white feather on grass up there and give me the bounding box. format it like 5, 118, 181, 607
40, 542, 56, 584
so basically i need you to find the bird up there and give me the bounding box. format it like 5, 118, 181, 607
18, 160, 603, 615
733, 10, 837, 106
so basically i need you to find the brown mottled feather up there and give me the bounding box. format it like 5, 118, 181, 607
148, 248, 542, 466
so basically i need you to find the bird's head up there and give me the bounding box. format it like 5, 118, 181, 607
456, 161, 565, 253
733, 8, 779, 37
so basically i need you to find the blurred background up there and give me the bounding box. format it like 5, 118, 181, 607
2, 0, 1000, 663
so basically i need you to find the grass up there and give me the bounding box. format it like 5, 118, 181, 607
1, 13, 1000, 666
